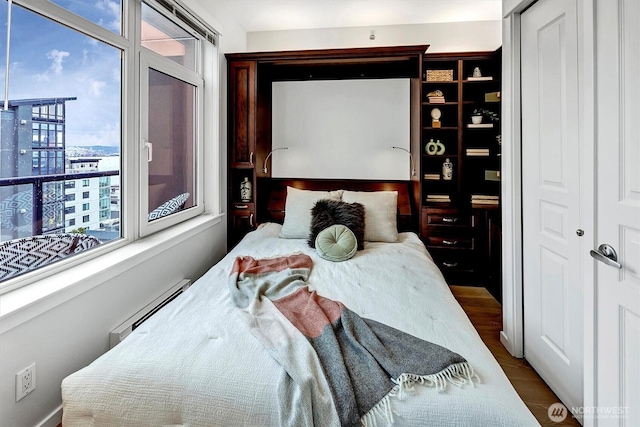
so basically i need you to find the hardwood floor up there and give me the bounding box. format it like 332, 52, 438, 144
451, 285, 582, 427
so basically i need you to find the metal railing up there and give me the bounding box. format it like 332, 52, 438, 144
0, 170, 120, 237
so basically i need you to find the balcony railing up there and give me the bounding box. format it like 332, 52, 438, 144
0, 170, 120, 239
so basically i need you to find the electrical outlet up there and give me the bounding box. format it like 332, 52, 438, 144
15, 363, 36, 402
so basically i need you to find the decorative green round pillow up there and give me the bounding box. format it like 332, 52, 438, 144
315, 224, 358, 262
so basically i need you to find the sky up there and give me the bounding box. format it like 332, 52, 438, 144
0, 0, 122, 147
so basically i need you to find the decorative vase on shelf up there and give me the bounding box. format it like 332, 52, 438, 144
471, 115, 483, 124
240, 177, 252, 202
442, 158, 453, 181
426, 138, 438, 155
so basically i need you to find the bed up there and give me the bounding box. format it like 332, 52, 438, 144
61, 188, 538, 427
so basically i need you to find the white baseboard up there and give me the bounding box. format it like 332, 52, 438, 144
36, 405, 62, 427
501, 330, 523, 358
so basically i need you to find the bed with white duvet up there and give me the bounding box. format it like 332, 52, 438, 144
61, 222, 538, 426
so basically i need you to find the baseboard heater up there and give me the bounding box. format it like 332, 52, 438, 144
109, 279, 191, 349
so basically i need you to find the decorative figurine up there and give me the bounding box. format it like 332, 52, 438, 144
442, 158, 453, 180
473, 67, 482, 77
240, 176, 252, 202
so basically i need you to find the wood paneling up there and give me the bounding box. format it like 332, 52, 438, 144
229, 61, 256, 167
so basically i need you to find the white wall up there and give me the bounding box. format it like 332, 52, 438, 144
0, 1, 247, 426
247, 20, 501, 53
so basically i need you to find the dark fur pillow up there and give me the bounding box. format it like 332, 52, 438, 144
308, 199, 365, 250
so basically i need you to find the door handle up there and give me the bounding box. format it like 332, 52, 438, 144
144, 141, 153, 162
590, 244, 622, 269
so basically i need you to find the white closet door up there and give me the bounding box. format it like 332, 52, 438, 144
521, 0, 583, 411
595, 0, 640, 424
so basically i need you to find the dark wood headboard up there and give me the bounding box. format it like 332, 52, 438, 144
257, 178, 419, 232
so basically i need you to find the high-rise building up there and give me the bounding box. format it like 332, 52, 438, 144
0, 97, 76, 241
64, 158, 112, 233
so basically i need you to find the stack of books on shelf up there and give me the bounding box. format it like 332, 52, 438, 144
424, 173, 441, 180
467, 122, 494, 128
426, 90, 446, 104
471, 194, 499, 205
466, 148, 490, 156
426, 194, 451, 203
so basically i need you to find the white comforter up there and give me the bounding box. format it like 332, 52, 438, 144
61, 223, 539, 426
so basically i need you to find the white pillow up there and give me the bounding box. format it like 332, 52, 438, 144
341, 190, 398, 242
279, 187, 343, 239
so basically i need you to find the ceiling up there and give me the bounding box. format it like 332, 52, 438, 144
216, 0, 503, 33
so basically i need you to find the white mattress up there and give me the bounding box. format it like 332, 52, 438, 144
61, 223, 539, 426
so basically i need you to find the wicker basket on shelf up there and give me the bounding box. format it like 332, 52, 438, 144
426, 69, 454, 82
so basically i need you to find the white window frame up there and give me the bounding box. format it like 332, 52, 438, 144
138, 49, 205, 237
0, 0, 219, 297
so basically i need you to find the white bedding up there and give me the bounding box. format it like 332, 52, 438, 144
61, 223, 539, 426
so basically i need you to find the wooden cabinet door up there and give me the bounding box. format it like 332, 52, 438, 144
229, 61, 256, 167
229, 206, 255, 248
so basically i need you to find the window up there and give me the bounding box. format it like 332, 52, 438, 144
31, 122, 64, 148
141, 3, 197, 71
139, 0, 209, 236
143, 67, 198, 224
0, 0, 217, 287
49, 0, 122, 35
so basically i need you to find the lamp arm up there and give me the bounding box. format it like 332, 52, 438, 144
262, 147, 288, 173
391, 146, 416, 176
262, 152, 273, 173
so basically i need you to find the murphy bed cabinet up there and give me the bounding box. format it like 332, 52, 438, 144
226, 47, 502, 300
